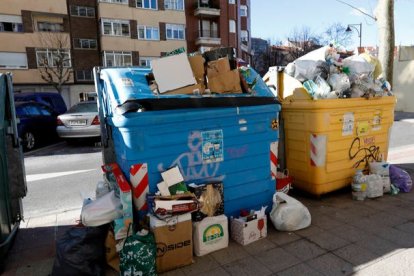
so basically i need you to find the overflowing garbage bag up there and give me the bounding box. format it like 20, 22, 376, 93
285, 44, 393, 100
52, 225, 108, 276
270, 193, 311, 231
390, 165, 413, 193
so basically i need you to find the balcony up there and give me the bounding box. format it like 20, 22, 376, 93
195, 29, 221, 46
194, 1, 220, 17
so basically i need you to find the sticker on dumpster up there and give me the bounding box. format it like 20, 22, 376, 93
270, 142, 278, 179
357, 121, 369, 136
372, 111, 382, 131
117, 78, 134, 87
202, 130, 224, 163
342, 112, 354, 136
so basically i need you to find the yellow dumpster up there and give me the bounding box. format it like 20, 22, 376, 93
281, 84, 396, 196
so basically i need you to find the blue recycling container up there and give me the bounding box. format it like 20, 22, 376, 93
95, 66, 280, 217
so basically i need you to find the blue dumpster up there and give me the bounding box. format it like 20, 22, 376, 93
95, 67, 280, 217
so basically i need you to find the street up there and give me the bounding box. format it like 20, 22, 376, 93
22, 142, 102, 219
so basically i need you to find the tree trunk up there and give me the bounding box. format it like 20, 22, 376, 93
376, 0, 395, 86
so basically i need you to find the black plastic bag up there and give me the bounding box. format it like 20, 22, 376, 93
52, 225, 108, 276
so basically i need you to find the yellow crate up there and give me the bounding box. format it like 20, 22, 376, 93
282, 93, 396, 196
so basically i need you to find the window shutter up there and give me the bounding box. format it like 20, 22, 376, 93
130, 20, 138, 39
158, 0, 165, 10
159, 22, 166, 41
21, 10, 33, 33
132, 51, 140, 66
26, 47, 37, 69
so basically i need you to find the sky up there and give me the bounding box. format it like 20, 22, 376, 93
251, 0, 413, 50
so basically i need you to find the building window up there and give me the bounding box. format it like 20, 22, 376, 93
70, 6, 95, 17
241, 30, 248, 43
240, 5, 247, 16
103, 51, 132, 67
164, 0, 184, 10
37, 22, 64, 32
100, 0, 128, 4
138, 26, 159, 40
101, 19, 130, 37
76, 70, 93, 81
36, 48, 71, 67
139, 57, 157, 67
0, 15, 23, 33
229, 20, 236, 33
228, 0, 235, 4
0, 52, 27, 69
136, 0, 157, 9
166, 24, 185, 40
74, 38, 97, 49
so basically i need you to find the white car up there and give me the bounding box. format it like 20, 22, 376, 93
57, 101, 101, 140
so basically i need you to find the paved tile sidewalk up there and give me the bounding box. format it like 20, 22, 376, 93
3, 186, 414, 276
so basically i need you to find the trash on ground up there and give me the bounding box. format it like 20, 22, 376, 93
270, 193, 311, 231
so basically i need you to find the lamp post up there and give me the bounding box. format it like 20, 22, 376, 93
346, 23, 362, 48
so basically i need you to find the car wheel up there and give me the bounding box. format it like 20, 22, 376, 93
22, 131, 36, 151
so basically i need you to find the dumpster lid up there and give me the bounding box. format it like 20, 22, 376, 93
98, 67, 279, 115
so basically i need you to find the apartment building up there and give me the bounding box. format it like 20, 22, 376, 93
98, 0, 187, 68
0, 0, 250, 105
0, 0, 75, 104
185, 0, 252, 63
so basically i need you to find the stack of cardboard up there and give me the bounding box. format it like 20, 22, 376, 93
206, 57, 242, 93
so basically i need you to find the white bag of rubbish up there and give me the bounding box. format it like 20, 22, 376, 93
270, 193, 311, 231
343, 55, 375, 77
366, 174, 384, 198
328, 73, 351, 93
81, 190, 123, 226
369, 161, 391, 193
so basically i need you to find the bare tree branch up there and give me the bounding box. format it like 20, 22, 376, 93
335, 0, 377, 21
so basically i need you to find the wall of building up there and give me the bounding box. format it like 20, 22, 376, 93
0, 0, 67, 14
393, 59, 414, 112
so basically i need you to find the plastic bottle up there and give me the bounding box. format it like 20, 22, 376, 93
352, 170, 367, 201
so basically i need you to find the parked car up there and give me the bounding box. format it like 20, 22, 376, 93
15, 101, 58, 151
14, 92, 67, 115
57, 101, 101, 140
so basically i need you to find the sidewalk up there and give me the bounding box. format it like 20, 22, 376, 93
3, 174, 414, 276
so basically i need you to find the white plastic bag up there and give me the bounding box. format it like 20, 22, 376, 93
81, 190, 123, 226
270, 193, 311, 231
366, 174, 384, 198
369, 161, 391, 193
328, 73, 351, 93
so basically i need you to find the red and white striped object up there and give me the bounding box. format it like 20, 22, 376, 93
270, 142, 278, 179
130, 163, 149, 211
310, 134, 327, 167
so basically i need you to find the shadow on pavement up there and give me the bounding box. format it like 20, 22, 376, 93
24, 138, 102, 157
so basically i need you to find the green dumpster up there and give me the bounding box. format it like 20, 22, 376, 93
0, 73, 26, 270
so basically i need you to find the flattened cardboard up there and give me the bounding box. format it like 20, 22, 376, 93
208, 69, 242, 93
189, 183, 224, 222
150, 214, 193, 273
207, 57, 231, 78
162, 83, 203, 95
152, 53, 196, 93
188, 55, 205, 79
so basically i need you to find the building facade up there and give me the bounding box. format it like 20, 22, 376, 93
0, 0, 249, 106
185, 0, 252, 62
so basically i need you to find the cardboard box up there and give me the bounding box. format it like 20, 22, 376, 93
150, 213, 193, 273
162, 83, 204, 95
231, 215, 267, 246
188, 55, 205, 80
189, 183, 224, 222
152, 53, 196, 93
208, 69, 242, 93
207, 57, 231, 78
193, 215, 229, 256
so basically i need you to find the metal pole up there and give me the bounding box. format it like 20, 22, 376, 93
359, 23, 362, 48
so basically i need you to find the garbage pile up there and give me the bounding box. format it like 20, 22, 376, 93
54, 163, 289, 275
285, 45, 393, 99
148, 47, 258, 96
351, 160, 413, 201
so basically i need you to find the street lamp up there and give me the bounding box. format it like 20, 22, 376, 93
346, 23, 362, 48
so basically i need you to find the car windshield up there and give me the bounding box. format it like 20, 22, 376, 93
67, 102, 97, 113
